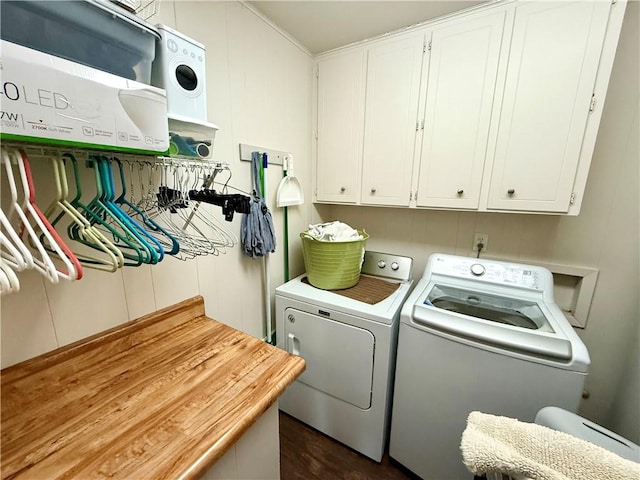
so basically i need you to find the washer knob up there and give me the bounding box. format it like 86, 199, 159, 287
377, 260, 386, 269
391, 262, 399, 271
470, 264, 485, 276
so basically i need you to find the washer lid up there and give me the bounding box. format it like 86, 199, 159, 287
411, 282, 573, 361
426, 284, 554, 332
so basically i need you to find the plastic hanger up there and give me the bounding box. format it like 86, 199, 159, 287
0, 207, 34, 271
95, 156, 163, 264
0, 229, 29, 271
0, 259, 20, 294
66, 153, 149, 266
43, 154, 123, 272
56, 155, 125, 269
61, 154, 133, 268
86, 155, 155, 265
15, 149, 82, 280
0, 261, 11, 293
2, 148, 59, 283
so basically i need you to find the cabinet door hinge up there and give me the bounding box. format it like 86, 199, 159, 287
428, 40, 432, 52
570, 192, 576, 205
416, 120, 424, 131
589, 94, 596, 112
315, 67, 319, 79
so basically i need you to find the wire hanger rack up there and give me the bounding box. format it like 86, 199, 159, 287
0, 141, 243, 294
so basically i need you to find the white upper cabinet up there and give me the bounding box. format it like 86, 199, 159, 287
416, 10, 506, 209
361, 34, 425, 206
315, 50, 366, 203
312, 0, 626, 215
486, 1, 614, 213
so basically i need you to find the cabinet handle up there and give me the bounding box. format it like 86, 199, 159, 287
507, 189, 515, 196
340, 186, 346, 193
371, 187, 377, 194
457, 189, 464, 195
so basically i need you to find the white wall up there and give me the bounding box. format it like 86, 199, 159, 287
323, 0, 640, 439
0, 1, 315, 366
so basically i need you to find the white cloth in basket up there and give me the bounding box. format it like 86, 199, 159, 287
307, 221, 363, 242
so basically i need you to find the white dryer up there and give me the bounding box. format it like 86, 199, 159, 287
389, 253, 590, 480
276, 251, 413, 462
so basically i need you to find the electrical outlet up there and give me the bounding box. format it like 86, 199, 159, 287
473, 233, 489, 252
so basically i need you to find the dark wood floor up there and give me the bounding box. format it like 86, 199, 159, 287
279, 411, 421, 480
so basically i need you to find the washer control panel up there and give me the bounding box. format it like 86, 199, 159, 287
362, 251, 413, 282
428, 254, 549, 291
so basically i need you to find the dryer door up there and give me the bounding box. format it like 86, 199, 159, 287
284, 308, 375, 409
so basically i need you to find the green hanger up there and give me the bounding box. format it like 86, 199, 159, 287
64, 153, 149, 266
42, 155, 123, 271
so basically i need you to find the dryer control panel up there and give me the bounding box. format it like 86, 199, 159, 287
362, 251, 413, 282
427, 254, 552, 291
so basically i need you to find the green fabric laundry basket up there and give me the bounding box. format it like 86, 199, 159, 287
300, 230, 369, 290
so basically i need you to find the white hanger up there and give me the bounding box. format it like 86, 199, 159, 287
0, 209, 34, 271
2, 147, 59, 283
12, 149, 81, 281
0, 259, 20, 294
43, 154, 124, 272
0, 229, 28, 270
0, 261, 11, 293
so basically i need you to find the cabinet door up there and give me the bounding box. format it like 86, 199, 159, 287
416, 11, 506, 209
315, 51, 366, 203
361, 34, 424, 206
487, 1, 612, 212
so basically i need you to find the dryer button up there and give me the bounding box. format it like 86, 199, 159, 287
470, 264, 485, 276
391, 262, 399, 271
377, 260, 386, 269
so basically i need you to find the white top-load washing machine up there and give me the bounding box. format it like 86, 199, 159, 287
276, 251, 413, 462
389, 253, 590, 480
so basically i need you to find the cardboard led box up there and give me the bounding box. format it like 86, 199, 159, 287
0, 40, 169, 154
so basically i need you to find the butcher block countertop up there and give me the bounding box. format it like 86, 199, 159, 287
1, 296, 306, 480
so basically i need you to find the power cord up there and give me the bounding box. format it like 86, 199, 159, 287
476, 242, 484, 259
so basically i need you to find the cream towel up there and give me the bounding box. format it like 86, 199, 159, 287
461, 411, 640, 480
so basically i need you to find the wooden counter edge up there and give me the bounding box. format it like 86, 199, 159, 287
183, 353, 306, 480
1, 295, 307, 480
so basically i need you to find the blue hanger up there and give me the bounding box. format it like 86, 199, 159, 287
111, 157, 180, 256
84, 156, 153, 265
95, 156, 163, 264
